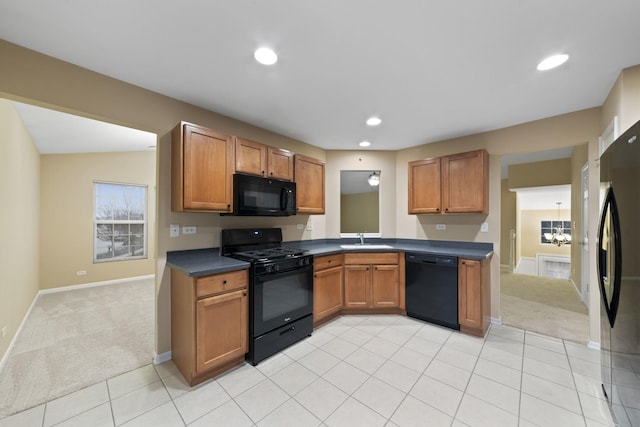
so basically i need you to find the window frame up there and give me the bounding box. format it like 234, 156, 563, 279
93, 181, 148, 263
540, 220, 572, 245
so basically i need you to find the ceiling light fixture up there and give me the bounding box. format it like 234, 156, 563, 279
544, 202, 571, 246
368, 172, 380, 186
537, 54, 569, 71
366, 117, 382, 126
254, 47, 278, 65
359, 141, 371, 147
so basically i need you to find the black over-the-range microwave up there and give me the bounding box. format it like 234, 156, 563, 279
230, 173, 296, 216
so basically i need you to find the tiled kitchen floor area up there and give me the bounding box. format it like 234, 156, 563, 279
0, 315, 621, 427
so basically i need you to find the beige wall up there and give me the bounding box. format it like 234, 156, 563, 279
508, 158, 571, 189
519, 209, 571, 258
500, 180, 516, 267
341, 192, 379, 233
0, 99, 41, 358
39, 151, 157, 289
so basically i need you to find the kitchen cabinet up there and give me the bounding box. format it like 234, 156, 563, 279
408, 149, 488, 214
235, 137, 294, 181
458, 258, 490, 337
171, 122, 234, 212
313, 254, 343, 326
171, 268, 248, 386
294, 154, 325, 214
343, 252, 404, 312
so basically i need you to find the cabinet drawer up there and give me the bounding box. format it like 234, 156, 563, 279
196, 269, 248, 298
314, 254, 344, 271
344, 252, 399, 265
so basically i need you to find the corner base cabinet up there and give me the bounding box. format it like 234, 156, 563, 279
458, 258, 490, 337
171, 269, 248, 386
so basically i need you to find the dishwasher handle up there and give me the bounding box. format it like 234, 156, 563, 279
405, 253, 457, 267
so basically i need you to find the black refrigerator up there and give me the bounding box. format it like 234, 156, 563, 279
598, 119, 640, 425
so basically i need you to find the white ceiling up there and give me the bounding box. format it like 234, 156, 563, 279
2, 1, 640, 152
12, 102, 156, 154
514, 185, 571, 211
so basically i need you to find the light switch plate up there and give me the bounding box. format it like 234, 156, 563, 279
436, 224, 446, 230
170, 224, 180, 237
306, 221, 313, 231
297, 224, 304, 230
481, 222, 489, 232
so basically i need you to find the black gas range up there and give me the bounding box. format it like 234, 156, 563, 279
221, 228, 313, 365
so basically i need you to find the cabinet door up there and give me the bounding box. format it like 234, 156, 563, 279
442, 150, 488, 213
458, 259, 482, 329
294, 154, 325, 214
372, 265, 400, 307
408, 158, 442, 214
313, 266, 343, 323
195, 288, 248, 374
235, 137, 267, 177
268, 147, 294, 181
344, 265, 370, 308
174, 123, 234, 212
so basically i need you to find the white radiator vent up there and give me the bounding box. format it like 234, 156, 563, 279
537, 254, 571, 279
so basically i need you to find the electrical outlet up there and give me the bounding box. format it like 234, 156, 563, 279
170, 224, 180, 237
480, 222, 489, 232
306, 221, 313, 231
76, 270, 87, 276
297, 224, 304, 230
182, 226, 197, 235
436, 224, 446, 230
1, 326, 7, 338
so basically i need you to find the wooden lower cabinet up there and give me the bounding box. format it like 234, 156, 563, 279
343, 252, 404, 312
171, 268, 248, 386
458, 258, 490, 337
313, 254, 344, 326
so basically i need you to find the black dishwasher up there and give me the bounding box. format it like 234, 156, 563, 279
405, 253, 459, 330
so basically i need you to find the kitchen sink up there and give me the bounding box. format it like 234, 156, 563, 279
339, 244, 393, 250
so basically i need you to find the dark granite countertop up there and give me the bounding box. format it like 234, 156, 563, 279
167, 239, 493, 277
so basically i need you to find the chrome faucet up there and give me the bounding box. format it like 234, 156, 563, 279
357, 232, 365, 245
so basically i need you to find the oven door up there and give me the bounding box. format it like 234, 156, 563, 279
252, 264, 313, 337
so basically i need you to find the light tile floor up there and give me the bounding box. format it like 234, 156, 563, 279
0, 315, 625, 427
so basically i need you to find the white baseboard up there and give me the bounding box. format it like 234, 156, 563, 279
0, 290, 41, 375
154, 351, 172, 364
587, 340, 601, 350
569, 278, 581, 297
39, 274, 155, 295
490, 317, 502, 325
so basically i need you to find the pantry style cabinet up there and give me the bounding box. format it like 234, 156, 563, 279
313, 254, 344, 326
408, 149, 488, 214
343, 252, 403, 311
171, 122, 234, 213
294, 154, 325, 214
171, 268, 248, 386
235, 137, 294, 181
458, 258, 490, 337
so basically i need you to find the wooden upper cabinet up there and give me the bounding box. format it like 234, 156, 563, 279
408, 149, 488, 215
235, 137, 294, 181
442, 149, 488, 214
267, 147, 294, 181
172, 122, 234, 212
294, 154, 325, 214
235, 137, 267, 177
408, 158, 441, 214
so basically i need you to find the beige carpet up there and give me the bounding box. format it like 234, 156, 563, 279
500, 270, 589, 343
0, 278, 154, 418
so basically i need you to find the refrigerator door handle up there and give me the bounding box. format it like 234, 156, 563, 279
597, 187, 622, 328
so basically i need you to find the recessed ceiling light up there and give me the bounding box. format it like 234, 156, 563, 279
366, 117, 382, 126
359, 141, 371, 147
537, 54, 569, 71
254, 47, 278, 65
